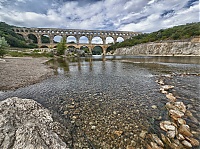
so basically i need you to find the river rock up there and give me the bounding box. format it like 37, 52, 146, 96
169, 109, 184, 120
167, 130, 176, 139
151, 134, 164, 147
166, 93, 176, 102
177, 118, 186, 125
186, 137, 200, 146
178, 124, 193, 137
160, 121, 176, 131
0, 97, 71, 149
182, 140, 192, 148
161, 85, 174, 91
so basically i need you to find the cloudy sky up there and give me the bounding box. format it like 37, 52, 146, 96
0, 0, 199, 33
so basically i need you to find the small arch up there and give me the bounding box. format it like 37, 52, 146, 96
117, 37, 124, 43
91, 37, 103, 44
16, 29, 20, 32
106, 37, 114, 44
67, 36, 77, 43
28, 34, 38, 43
41, 35, 50, 44
53, 35, 62, 43
79, 36, 89, 44
40, 45, 49, 48
92, 46, 103, 55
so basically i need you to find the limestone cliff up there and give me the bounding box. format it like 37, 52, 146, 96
114, 41, 200, 56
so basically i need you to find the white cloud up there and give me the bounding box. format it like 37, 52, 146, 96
0, 0, 199, 34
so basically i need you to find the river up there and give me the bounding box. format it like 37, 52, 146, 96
0, 56, 199, 148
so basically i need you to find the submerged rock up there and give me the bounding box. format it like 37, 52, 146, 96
0, 97, 71, 149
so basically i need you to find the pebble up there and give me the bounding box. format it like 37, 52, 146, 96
151, 105, 157, 109
182, 140, 192, 148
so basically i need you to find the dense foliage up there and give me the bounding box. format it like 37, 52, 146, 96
0, 22, 38, 48
110, 22, 200, 50
57, 37, 67, 55
0, 36, 10, 57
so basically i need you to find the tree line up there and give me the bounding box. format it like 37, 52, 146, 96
110, 22, 200, 50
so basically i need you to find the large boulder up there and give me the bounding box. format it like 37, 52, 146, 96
0, 97, 71, 149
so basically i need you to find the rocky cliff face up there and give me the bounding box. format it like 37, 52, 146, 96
114, 41, 200, 56
0, 97, 71, 149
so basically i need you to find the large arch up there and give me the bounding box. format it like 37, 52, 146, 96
41, 35, 50, 43
106, 37, 114, 44
91, 37, 103, 44
16, 33, 25, 40
53, 35, 62, 43
92, 46, 103, 55
28, 34, 37, 43
79, 36, 89, 44
67, 36, 77, 43
117, 37, 124, 43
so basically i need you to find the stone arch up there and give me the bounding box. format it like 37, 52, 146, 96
92, 46, 103, 55
41, 34, 50, 44
91, 37, 103, 44
67, 36, 77, 43
79, 36, 89, 44
28, 34, 38, 43
53, 35, 62, 43
106, 37, 114, 44
40, 45, 49, 48
117, 37, 124, 43
80, 46, 90, 53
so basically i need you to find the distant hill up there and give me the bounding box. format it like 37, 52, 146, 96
110, 22, 200, 50
0, 22, 38, 48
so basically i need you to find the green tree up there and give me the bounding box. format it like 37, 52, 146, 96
57, 37, 66, 55
0, 36, 10, 57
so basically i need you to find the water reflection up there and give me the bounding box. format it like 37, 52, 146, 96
47, 56, 200, 75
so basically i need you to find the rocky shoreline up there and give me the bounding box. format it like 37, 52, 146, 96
145, 74, 200, 148
0, 57, 54, 91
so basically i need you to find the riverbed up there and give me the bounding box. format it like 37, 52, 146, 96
0, 56, 199, 148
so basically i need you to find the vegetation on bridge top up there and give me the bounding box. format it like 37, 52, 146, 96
110, 22, 200, 50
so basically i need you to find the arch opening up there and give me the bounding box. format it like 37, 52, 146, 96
41, 35, 50, 44
79, 36, 89, 44
117, 37, 124, 43
40, 45, 49, 48
67, 36, 77, 44
106, 37, 114, 44
28, 34, 37, 43
80, 46, 90, 53
92, 46, 103, 55
53, 35, 62, 43
91, 37, 103, 44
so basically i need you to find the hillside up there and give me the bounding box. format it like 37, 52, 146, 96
0, 22, 38, 48
110, 22, 200, 50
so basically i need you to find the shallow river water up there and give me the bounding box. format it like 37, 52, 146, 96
0, 56, 199, 148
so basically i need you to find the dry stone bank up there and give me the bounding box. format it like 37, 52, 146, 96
114, 41, 200, 56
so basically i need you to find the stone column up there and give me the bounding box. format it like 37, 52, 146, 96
23, 34, 29, 41
49, 35, 54, 44
113, 37, 118, 44
37, 34, 42, 45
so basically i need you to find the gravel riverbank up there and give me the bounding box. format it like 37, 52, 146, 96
0, 57, 54, 91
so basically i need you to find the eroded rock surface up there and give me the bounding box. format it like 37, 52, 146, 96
0, 97, 71, 149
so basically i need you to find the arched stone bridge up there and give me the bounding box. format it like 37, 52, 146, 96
13, 27, 141, 54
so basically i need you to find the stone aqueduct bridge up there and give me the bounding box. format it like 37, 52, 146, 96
13, 27, 141, 54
